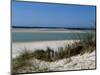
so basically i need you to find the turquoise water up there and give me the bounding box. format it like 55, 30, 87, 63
12, 30, 94, 42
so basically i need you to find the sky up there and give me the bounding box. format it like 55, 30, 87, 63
12, 0, 96, 28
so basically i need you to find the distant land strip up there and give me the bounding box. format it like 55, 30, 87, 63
12, 26, 96, 30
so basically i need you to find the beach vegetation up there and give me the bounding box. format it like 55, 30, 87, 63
12, 31, 96, 73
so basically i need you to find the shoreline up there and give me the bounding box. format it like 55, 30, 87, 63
12, 40, 79, 58
12, 29, 91, 33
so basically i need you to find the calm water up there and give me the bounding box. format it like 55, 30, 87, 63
12, 30, 94, 42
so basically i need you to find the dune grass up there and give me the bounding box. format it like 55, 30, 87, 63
12, 31, 96, 74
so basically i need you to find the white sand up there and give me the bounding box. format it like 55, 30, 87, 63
17, 51, 95, 73
12, 39, 96, 73
12, 29, 90, 33
31, 51, 95, 71
50, 51, 95, 70
12, 40, 79, 58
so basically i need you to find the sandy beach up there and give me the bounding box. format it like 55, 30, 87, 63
12, 40, 79, 58
12, 32, 96, 73
12, 39, 96, 73
12, 28, 91, 33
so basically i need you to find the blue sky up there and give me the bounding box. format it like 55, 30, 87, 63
12, 0, 96, 28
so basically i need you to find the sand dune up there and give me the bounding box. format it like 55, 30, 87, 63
16, 51, 95, 73
12, 40, 96, 73
12, 40, 79, 58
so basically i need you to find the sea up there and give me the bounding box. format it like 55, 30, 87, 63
12, 29, 95, 42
